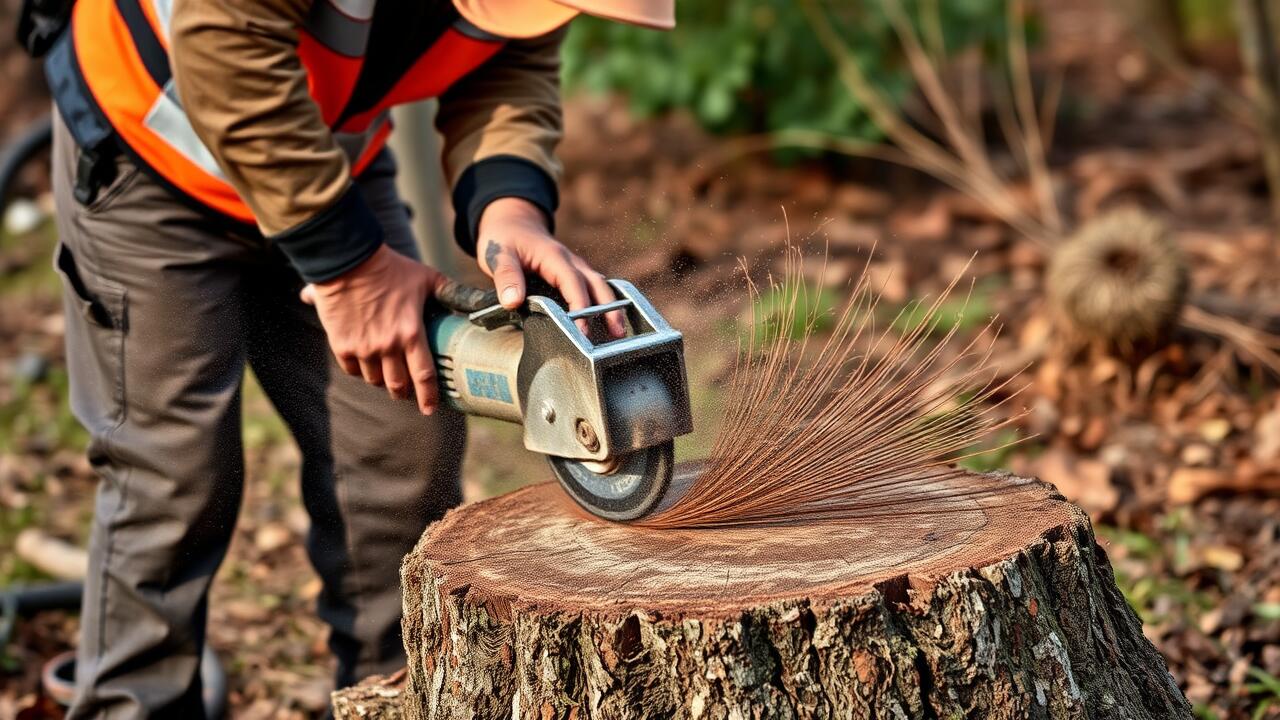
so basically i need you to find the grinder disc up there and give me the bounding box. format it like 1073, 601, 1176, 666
548, 441, 674, 522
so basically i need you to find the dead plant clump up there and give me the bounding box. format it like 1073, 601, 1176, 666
1047, 208, 1189, 349
639, 248, 1026, 529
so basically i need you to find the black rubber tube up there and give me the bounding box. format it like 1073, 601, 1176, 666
0, 580, 82, 614
0, 113, 53, 204
5, 580, 228, 719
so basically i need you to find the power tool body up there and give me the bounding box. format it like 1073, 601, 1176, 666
426, 279, 693, 521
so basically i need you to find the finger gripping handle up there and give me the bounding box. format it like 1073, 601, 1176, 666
434, 279, 498, 314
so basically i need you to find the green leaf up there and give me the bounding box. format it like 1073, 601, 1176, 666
1254, 603, 1280, 621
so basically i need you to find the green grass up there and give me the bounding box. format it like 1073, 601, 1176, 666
886, 278, 1001, 338
747, 282, 842, 346
0, 218, 78, 587
0, 219, 60, 294
957, 427, 1030, 472
0, 367, 88, 455
241, 370, 292, 451
1247, 668, 1280, 720
0, 503, 50, 587
1097, 521, 1216, 627
1193, 705, 1221, 720
1254, 603, 1280, 621
0, 241, 62, 443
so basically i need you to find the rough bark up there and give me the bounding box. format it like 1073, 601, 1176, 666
332, 670, 406, 720
391, 469, 1188, 719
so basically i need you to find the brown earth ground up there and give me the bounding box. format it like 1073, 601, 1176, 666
3, 1, 1280, 718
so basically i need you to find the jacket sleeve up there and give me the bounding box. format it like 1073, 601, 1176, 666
169, 0, 383, 282
435, 25, 567, 256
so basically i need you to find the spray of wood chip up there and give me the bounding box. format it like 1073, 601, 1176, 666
637, 246, 1027, 529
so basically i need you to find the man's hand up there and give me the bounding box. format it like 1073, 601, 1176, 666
302, 244, 447, 415
478, 197, 625, 338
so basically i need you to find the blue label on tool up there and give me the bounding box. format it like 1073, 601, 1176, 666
465, 369, 514, 403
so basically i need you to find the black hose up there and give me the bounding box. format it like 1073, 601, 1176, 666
0, 580, 83, 651
0, 579, 82, 615
4, 580, 228, 719
0, 113, 53, 205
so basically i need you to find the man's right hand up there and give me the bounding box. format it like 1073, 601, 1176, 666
301, 244, 447, 415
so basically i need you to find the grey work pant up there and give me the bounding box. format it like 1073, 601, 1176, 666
50, 115, 465, 719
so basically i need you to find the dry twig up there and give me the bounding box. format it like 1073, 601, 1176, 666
790, 0, 1060, 245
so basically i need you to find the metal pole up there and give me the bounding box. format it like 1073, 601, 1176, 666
389, 100, 458, 275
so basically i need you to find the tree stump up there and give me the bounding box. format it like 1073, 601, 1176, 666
332, 670, 406, 719
396, 468, 1190, 719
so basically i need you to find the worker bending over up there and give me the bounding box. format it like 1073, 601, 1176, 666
40, 0, 673, 715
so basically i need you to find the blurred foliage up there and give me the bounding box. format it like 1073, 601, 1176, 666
1246, 667, 1280, 720
887, 278, 1000, 338
748, 283, 841, 345
1098, 513, 1217, 628
957, 426, 1026, 472
0, 368, 86, 456
1176, 0, 1236, 45
561, 0, 1014, 138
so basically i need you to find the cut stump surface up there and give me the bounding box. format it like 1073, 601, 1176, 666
398, 468, 1190, 719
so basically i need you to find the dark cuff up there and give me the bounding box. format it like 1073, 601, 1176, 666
270, 185, 385, 283
452, 155, 558, 256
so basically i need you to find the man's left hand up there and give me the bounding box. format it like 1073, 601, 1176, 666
477, 197, 624, 338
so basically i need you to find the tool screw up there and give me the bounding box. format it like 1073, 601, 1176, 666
542, 402, 556, 424
575, 419, 600, 452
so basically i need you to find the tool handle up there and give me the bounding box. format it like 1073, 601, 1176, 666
434, 279, 498, 314
431, 276, 563, 316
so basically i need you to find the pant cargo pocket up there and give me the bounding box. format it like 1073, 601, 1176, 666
54, 241, 127, 430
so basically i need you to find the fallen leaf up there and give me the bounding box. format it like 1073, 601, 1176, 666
1199, 606, 1224, 635
1018, 311, 1054, 355
299, 577, 324, 601
1199, 545, 1244, 572
1254, 406, 1280, 466
1078, 417, 1109, 451
283, 677, 332, 712
1180, 444, 1214, 467
254, 523, 293, 553
864, 259, 908, 304
1168, 467, 1231, 505
888, 197, 951, 242
1199, 418, 1232, 444
832, 184, 892, 217
1031, 449, 1118, 515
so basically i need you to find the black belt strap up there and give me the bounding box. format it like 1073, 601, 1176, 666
44, 30, 121, 205
115, 0, 170, 88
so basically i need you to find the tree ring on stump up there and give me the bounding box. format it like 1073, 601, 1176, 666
420, 466, 1067, 614
399, 466, 1191, 719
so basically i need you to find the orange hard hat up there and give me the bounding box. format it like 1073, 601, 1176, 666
453, 0, 675, 39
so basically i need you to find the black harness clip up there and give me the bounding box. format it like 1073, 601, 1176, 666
73, 145, 117, 206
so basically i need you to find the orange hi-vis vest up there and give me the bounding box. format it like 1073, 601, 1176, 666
60, 0, 505, 224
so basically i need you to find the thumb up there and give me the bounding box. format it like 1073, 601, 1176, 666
300, 284, 317, 306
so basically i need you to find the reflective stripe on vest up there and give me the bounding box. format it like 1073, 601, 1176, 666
70, 0, 504, 224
